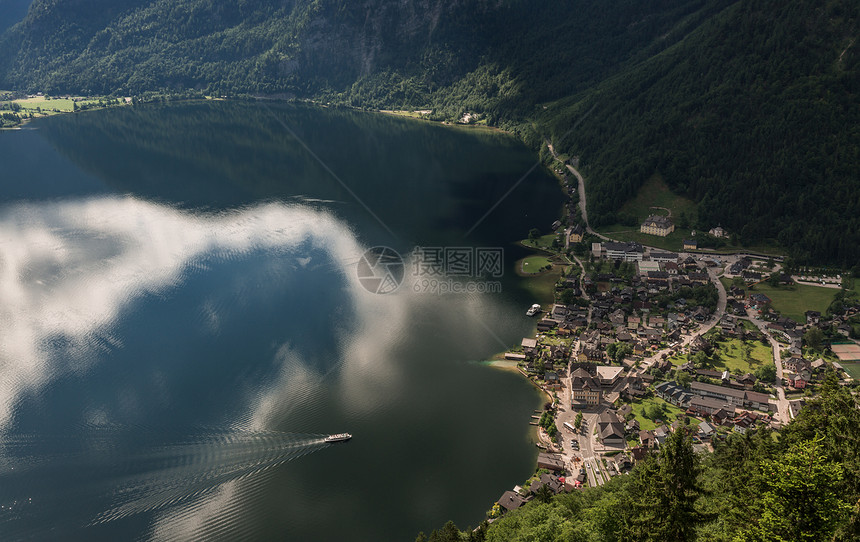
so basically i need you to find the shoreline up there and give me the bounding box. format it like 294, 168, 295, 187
4, 95, 565, 529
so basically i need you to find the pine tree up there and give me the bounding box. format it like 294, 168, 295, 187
623, 429, 702, 541
735, 438, 852, 541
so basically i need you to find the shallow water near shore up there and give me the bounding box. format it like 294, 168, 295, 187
0, 101, 561, 540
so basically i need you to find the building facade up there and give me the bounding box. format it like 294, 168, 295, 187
640, 215, 675, 236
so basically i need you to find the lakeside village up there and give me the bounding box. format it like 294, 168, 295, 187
487, 213, 860, 519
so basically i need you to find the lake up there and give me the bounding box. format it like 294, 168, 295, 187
0, 101, 562, 541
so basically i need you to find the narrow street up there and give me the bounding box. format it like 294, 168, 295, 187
743, 311, 791, 424
546, 142, 607, 240
554, 382, 604, 487
639, 263, 727, 371
570, 253, 593, 328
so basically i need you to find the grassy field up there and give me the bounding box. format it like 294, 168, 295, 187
521, 233, 562, 250
520, 255, 552, 274
0, 95, 120, 118
605, 175, 788, 256
841, 362, 860, 380
668, 352, 687, 366
629, 396, 689, 431
747, 282, 836, 322
619, 174, 698, 223
379, 109, 432, 118
740, 319, 759, 332
15, 96, 78, 111
712, 338, 773, 373
0, 96, 127, 128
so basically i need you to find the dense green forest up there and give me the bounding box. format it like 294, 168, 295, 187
417, 375, 860, 542
0, 0, 858, 265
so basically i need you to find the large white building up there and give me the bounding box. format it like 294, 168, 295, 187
603, 242, 644, 261
640, 215, 675, 236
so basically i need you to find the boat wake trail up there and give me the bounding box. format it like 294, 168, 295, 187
0, 426, 329, 534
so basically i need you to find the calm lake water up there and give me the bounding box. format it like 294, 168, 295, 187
0, 101, 562, 541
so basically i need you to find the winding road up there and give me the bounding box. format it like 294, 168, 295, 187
546, 142, 608, 240
639, 265, 727, 371
545, 136, 792, 439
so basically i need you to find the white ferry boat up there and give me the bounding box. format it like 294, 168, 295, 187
325, 433, 352, 443
526, 304, 541, 317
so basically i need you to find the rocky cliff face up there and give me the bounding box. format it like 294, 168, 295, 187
0, 0, 507, 94
289, 0, 502, 88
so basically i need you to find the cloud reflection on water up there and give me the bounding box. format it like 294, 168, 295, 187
0, 195, 520, 539
0, 196, 370, 431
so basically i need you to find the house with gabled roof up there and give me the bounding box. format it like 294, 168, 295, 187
521, 337, 538, 356
698, 421, 716, 440
640, 215, 675, 237
805, 310, 821, 325
689, 395, 732, 416
596, 410, 626, 445
570, 368, 602, 408
530, 473, 564, 496
537, 453, 565, 472
631, 446, 648, 461
578, 348, 606, 363
569, 223, 585, 244
497, 490, 527, 513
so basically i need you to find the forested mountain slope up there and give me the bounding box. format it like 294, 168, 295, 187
542, 0, 859, 265
0, 1, 709, 98
1, 0, 857, 264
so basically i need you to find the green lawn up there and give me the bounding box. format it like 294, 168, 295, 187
841, 362, 860, 380
2, 95, 121, 115
380, 109, 431, 118
747, 282, 836, 322
668, 353, 687, 366
629, 396, 688, 431
712, 338, 773, 373
538, 334, 573, 347
521, 233, 562, 250
20, 96, 77, 111
520, 255, 552, 274
740, 319, 759, 332
619, 174, 698, 223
